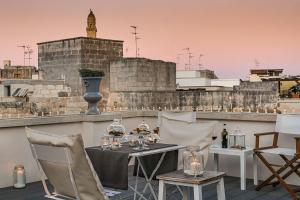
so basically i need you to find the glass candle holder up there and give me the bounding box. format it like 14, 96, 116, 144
13, 165, 26, 188
101, 136, 111, 150
183, 146, 204, 176
228, 134, 246, 149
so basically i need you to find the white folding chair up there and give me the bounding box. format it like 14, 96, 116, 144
26, 127, 109, 200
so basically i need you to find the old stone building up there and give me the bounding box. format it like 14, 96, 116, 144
0, 61, 38, 79
38, 37, 123, 98
37, 10, 278, 112
110, 58, 176, 92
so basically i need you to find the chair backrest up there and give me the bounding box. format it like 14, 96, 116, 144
26, 127, 108, 200
275, 114, 300, 135
158, 111, 218, 168
30, 143, 78, 198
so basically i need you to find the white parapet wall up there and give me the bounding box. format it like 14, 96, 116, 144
0, 111, 299, 188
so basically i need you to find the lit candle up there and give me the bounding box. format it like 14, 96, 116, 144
13, 165, 26, 188
111, 141, 120, 150
273, 109, 277, 114
191, 161, 201, 176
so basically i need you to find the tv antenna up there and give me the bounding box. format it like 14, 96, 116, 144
25, 46, 34, 66
254, 59, 260, 67
130, 26, 141, 58
176, 54, 182, 63
198, 54, 204, 70
18, 45, 26, 67
183, 48, 193, 70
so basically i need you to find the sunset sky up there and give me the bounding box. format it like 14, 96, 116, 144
0, 0, 299, 79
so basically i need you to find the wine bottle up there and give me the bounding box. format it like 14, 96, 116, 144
221, 124, 228, 148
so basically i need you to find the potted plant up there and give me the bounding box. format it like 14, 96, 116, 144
79, 69, 105, 115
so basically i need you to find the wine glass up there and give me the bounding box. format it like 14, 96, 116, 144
211, 129, 218, 148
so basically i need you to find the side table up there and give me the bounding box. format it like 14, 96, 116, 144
157, 170, 226, 200
209, 146, 258, 190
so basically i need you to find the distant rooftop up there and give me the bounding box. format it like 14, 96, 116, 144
250, 69, 283, 75
37, 37, 123, 45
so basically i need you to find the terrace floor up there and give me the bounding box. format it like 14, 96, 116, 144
0, 173, 293, 200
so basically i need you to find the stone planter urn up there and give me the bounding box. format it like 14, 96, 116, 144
79, 69, 105, 115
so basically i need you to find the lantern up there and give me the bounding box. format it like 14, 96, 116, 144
100, 136, 111, 150
13, 165, 26, 188
228, 131, 246, 150
183, 146, 205, 176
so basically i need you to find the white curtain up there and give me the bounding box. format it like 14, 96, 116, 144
158, 111, 218, 168
275, 114, 300, 135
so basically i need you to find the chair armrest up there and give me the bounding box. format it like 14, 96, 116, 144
254, 132, 278, 136
295, 137, 300, 155
255, 132, 279, 150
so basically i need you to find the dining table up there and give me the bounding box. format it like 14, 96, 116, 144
86, 143, 185, 200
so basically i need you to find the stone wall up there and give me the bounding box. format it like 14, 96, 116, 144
0, 96, 87, 118
107, 81, 278, 112
38, 37, 123, 99
110, 58, 176, 92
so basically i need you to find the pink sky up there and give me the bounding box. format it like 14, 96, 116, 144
0, 0, 299, 79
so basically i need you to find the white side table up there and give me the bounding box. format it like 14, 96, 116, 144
209, 147, 257, 190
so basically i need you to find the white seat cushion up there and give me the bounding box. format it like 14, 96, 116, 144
259, 148, 295, 156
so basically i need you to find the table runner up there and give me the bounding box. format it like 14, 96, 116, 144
86, 143, 178, 190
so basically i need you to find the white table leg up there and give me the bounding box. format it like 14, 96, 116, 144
158, 180, 166, 200
217, 178, 226, 200
182, 187, 190, 200
253, 152, 258, 185
134, 161, 140, 200
214, 153, 219, 171
193, 185, 203, 200
240, 153, 246, 190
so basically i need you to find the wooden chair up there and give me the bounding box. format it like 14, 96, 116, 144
254, 114, 300, 200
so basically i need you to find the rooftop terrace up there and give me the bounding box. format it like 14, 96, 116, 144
0, 111, 298, 199
0, 170, 291, 200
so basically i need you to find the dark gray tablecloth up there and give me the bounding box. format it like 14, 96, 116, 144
85, 143, 178, 190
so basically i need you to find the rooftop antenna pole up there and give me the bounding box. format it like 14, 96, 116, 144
18, 45, 26, 67
176, 54, 182, 66
254, 59, 260, 67
130, 26, 140, 58
198, 54, 204, 70
183, 48, 193, 70
25, 46, 34, 66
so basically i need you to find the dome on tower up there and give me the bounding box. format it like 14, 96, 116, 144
87, 9, 96, 23
86, 9, 97, 38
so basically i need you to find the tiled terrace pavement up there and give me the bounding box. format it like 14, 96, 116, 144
0, 174, 293, 200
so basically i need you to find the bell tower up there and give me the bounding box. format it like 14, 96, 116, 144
86, 9, 97, 38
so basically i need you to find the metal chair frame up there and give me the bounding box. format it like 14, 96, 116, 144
254, 131, 300, 200
30, 144, 80, 200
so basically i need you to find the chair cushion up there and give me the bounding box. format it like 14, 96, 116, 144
26, 127, 109, 200
258, 148, 296, 156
